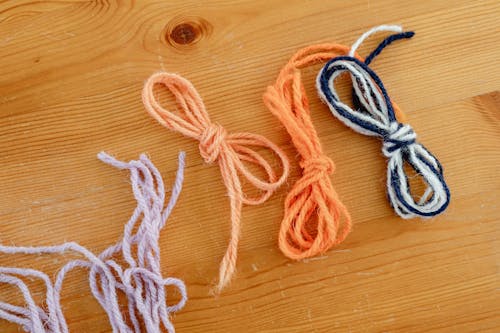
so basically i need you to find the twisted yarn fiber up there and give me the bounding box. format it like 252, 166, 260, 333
317, 25, 450, 218
142, 72, 290, 293
263, 44, 356, 260
0, 152, 187, 333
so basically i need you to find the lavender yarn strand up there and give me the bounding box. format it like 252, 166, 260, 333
0, 152, 187, 333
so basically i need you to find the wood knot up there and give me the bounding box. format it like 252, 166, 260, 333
171, 23, 197, 44
164, 17, 211, 49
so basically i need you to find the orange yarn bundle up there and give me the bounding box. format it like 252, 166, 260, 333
143, 72, 289, 293
263, 44, 355, 260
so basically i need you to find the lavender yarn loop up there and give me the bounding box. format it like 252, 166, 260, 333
0, 151, 187, 333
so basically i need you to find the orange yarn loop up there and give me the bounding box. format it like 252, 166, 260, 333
143, 72, 290, 293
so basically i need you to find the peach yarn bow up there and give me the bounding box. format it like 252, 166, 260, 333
143, 72, 290, 293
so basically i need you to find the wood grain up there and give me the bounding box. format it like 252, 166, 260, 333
1, 0, 499, 332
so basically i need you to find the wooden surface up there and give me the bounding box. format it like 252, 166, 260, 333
1, 0, 499, 332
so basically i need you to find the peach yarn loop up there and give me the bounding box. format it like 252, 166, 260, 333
142, 72, 290, 293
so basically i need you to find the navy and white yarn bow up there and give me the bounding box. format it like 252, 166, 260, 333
316, 25, 450, 218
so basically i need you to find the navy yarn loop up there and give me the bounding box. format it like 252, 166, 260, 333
316, 29, 450, 219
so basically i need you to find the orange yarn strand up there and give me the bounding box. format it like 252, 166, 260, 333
263, 44, 355, 260
143, 73, 289, 293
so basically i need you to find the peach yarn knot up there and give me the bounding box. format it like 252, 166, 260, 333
199, 123, 227, 164
143, 72, 290, 293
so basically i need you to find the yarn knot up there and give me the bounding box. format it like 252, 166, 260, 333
300, 156, 335, 175
199, 123, 227, 164
382, 122, 417, 157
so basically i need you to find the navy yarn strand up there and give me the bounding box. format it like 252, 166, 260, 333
364, 31, 415, 65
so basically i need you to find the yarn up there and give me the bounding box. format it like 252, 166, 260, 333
317, 25, 450, 218
263, 44, 355, 260
142, 72, 290, 293
0, 152, 187, 333
262, 27, 415, 259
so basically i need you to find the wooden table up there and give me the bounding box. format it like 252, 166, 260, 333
1, 1, 499, 332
